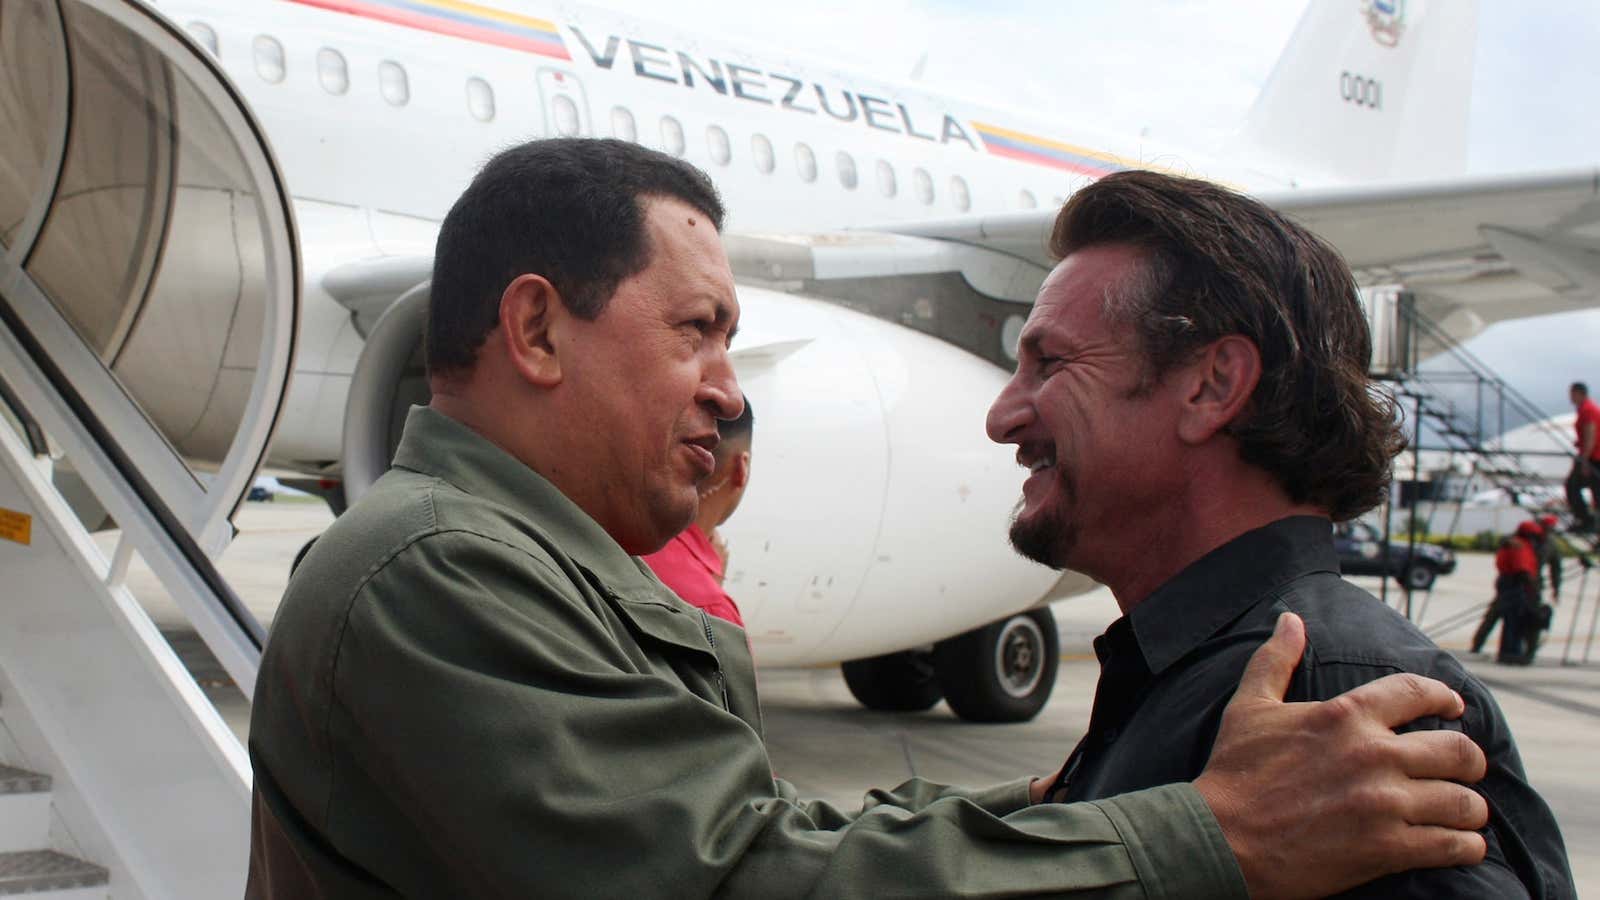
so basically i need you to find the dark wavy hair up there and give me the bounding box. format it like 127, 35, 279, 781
428, 138, 724, 375
1050, 170, 1404, 521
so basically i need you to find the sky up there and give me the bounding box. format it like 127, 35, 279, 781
589, 0, 1600, 420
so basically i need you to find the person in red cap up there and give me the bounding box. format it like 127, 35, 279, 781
1490, 521, 1543, 664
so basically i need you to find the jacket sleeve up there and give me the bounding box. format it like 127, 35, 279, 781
773, 775, 1035, 829
331, 532, 1247, 899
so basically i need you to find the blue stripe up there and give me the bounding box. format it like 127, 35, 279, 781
979, 131, 1126, 172
379, 0, 564, 44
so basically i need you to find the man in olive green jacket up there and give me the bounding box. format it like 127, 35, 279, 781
247, 139, 1490, 899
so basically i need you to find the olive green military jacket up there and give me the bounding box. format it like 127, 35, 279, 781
246, 407, 1246, 899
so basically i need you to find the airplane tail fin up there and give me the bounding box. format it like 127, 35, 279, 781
1236, 0, 1478, 184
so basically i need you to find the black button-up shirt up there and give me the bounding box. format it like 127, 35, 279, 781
1050, 516, 1574, 899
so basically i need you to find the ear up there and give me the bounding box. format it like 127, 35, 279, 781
497, 274, 564, 388
1176, 335, 1261, 445
729, 450, 751, 489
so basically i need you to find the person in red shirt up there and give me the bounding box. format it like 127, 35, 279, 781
1566, 381, 1600, 532
1492, 522, 1542, 665
1475, 519, 1549, 656
642, 396, 753, 626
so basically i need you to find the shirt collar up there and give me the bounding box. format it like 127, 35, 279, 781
1126, 515, 1340, 676
390, 405, 664, 596
676, 524, 724, 575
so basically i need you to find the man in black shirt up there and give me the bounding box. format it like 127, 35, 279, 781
986, 171, 1574, 898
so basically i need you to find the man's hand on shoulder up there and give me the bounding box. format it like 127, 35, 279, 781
1194, 613, 1489, 900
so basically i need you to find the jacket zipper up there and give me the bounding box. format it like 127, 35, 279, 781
700, 610, 731, 711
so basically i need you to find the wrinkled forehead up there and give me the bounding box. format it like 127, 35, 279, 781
1020, 253, 1125, 343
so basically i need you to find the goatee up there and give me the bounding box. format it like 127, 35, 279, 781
1008, 498, 1073, 570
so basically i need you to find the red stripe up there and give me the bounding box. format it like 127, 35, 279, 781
288, 0, 572, 59
986, 141, 1112, 177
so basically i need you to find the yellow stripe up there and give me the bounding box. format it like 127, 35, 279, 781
971, 121, 1130, 168
416, 0, 560, 34
973, 120, 1245, 188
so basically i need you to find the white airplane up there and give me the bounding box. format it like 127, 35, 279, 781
8, 0, 1600, 894
3, 0, 1599, 733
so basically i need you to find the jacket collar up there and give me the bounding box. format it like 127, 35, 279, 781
390, 406, 665, 598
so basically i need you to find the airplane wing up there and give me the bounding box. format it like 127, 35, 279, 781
321, 169, 1600, 380
722, 228, 1048, 373
802, 167, 1600, 352
322, 254, 433, 336
1263, 168, 1600, 341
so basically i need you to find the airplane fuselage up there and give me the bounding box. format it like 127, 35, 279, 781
142, 0, 1258, 666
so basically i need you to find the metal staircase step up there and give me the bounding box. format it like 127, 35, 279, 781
0, 766, 50, 795
0, 767, 50, 855
0, 850, 107, 896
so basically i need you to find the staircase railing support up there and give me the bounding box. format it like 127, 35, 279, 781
1562, 562, 1589, 666
1585, 578, 1600, 665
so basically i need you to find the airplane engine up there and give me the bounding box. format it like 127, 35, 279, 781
341, 280, 432, 503
336, 281, 1084, 721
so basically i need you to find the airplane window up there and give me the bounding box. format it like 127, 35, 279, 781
252, 35, 286, 84
1017, 189, 1038, 209
836, 151, 858, 190
950, 174, 971, 211
794, 143, 817, 183
611, 106, 637, 142
186, 22, 218, 57
379, 60, 409, 106
553, 94, 580, 136
706, 125, 731, 166
875, 160, 897, 198
466, 77, 495, 122
913, 167, 934, 205
317, 48, 349, 96
751, 134, 775, 174
660, 116, 686, 157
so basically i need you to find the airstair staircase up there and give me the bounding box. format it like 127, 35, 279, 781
0, 749, 109, 899
1397, 312, 1579, 521
1, 2, 304, 894
1380, 298, 1599, 661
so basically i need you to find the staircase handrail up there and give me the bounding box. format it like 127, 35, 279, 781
1406, 312, 1576, 457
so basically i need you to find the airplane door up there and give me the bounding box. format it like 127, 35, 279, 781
537, 67, 592, 137
0, 0, 298, 649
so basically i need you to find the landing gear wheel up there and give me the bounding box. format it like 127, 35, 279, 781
1400, 563, 1436, 591
841, 650, 942, 712
933, 608, 1059, 723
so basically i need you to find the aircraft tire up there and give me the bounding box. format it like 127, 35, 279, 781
840, 651, 943, 712
933, 608, 1058, 723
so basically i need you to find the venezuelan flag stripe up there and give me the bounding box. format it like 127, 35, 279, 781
972, 122, 1132, 178
288, 0, 570, 60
